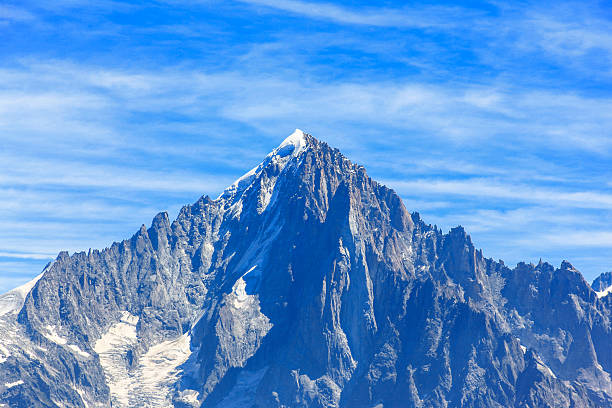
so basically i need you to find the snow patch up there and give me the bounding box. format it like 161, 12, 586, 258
43, 326, 91, 358
0, 344, 10, 364
5, 380, 23, 388
68, 344, 91, 358
596, 284, 612, 298
257, 175, 279, 213
536, 361, 557, 379
94, 312, 139, 353
51, 398, 66, 408
74, 388, 92, 408
233, 277, 249, 306
135, 333, 192, 398
231, 266, 260, 309
94, 311, 192, 407
44, 325, 68, 345
176, 389, 200, 407
221, 166, 259, 201
0, 271, 45, 316
94, 312, 139, 407
121, 311, 139, 326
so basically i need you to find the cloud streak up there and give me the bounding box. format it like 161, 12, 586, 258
0, 5, 35, 22
236, 0, 473, 28
4, 61, 612, 152
390, 179, 612, 210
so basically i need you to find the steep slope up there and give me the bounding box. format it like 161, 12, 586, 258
1, 130, 612, 408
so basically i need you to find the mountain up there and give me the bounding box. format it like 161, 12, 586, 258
593, 272, 612, 297
1, 130, 612, 408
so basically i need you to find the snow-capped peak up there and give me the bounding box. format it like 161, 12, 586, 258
276, 129, 308, 157
218, 130, 311, 202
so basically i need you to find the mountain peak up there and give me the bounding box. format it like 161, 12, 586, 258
218, 129, 315, 202
277, 128, 309, 154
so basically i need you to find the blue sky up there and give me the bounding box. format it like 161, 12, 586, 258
1, 0, 611, 292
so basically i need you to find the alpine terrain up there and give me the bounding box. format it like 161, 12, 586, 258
2, 130, 612, 408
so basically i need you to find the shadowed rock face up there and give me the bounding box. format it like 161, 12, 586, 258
1, 130, 612, 408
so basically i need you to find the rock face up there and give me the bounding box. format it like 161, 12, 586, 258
593, 272, 612, 295
1, 130, 612, 407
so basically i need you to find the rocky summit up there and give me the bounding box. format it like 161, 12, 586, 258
1, 130, 612, 408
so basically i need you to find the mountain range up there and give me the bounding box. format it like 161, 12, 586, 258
1, 130, 612, 407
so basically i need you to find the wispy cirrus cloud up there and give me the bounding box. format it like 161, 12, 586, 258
4, 60, 612, 158
236, 0, 477, 28
539, 231, 612, 248
236, 0, 612, 79
390, 179, 612, 210
0, 252, 57, 260
0, 5, 35, 22
0, 155, 232, 194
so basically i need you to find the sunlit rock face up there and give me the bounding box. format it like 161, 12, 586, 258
2, 130, 612, 408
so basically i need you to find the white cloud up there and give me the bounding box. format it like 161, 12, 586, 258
235, 1, 612, 79
236, 0, 471, 28
3, 60, 612, 155
0, 252, 56, 260
0, 156, 231, 194
539, 231, 612, 248
522, 6, 612, 60
387, 178, 612, 210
